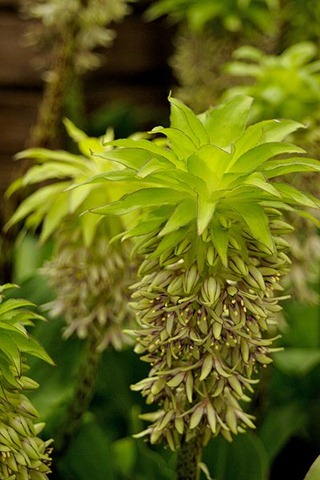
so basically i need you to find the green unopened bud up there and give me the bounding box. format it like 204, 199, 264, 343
229, 256, 248, 276
200, 277, 221, 306
167, 276, 184, 296
183, 265, 199, 294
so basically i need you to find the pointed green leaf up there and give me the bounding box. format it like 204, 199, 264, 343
260, 119, 305, 143
231, 202, 274, 251
242, 173, 281, 197
79, 212, 102, 247
169, 96, 209, 147
8, 331, 54, 365
210, 221, 229, 267
40, 191, 70, 242
228, 143, 305, 173
92, 188, 188, 216
84, 170, 137, 185
21, 163, 88, 186
159, 198, 196, 236
0, 298, 35, 316
0, 333, 21, 374
151, 126, 197, 159
69, 183, 95, 213
149, 227, 189, 259
107, 138, 178, 165
123, 216, 166, 239
63, 117, 88, 142
137, 156, 175, 178
5, 182, 69, 230
188, 144, 231, 190
232, 202, 274, 252
273, 183, 320, 208
100, 147, 153, 171
197, 197, 216, 235
262, 156, 320, 178
233, 122, 265, 161
15, 148, 88, 168
203, 96, 253, 148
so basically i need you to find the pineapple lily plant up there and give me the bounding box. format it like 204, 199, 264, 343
6, 122, 135, 454
84, 95, 320, 479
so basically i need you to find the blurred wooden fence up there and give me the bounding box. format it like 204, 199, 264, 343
0, 0, 173, 194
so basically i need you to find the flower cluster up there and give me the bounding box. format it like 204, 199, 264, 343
130, 210, 291, 449
42, 227, 134, 351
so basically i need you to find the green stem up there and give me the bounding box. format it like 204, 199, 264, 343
54, 328, 101, 457
176, 433, 203, 480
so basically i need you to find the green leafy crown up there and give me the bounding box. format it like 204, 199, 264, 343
88, 95, 320, 266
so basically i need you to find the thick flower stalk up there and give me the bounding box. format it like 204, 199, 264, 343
0, 284, 53, 479
88, 95, 320, 477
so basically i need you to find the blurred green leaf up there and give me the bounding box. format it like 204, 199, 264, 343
273, 349, 320, 376
259, 403, 306, 462
203, 432, 269, 480
112, 437, 136, 477
59, 414, 116, 480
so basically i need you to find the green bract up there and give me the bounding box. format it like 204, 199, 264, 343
86, 95, 320, 450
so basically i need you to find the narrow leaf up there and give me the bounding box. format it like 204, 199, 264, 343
274, 183, 319, 208
197, 197, 216, 235
169, 96, 209, 147
229, 143, 305, 173
159, 198, 196, 236
210, 221, 229, 267
92, 188, 188, 216
40, 191, 70, 242
137, 156, 175, 178
188, 144, 231, 191
5, 182, 69, 230
231, 202, 274, 252
149, 227, 189, 259
151, 126, 197, 159
203, 96, 253, 148
262, 156, 320, 178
